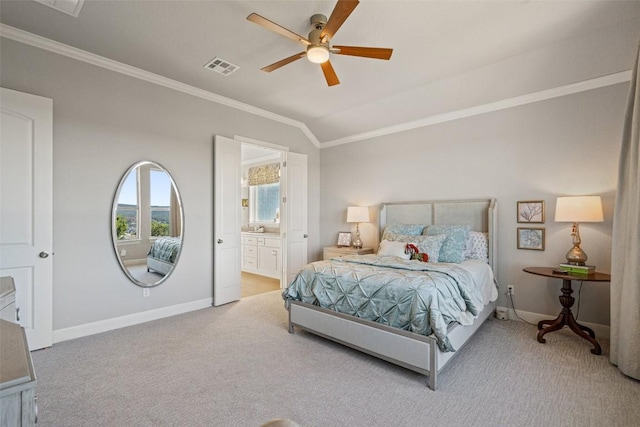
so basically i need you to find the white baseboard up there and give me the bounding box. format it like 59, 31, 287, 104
53, 298, 213, 344
495, 305, 610, 340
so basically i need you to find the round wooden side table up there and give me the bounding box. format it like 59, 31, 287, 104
523, 267, 611, 355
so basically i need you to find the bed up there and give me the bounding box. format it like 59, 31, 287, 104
283, 198, 498, 390
147, 237, 181, 275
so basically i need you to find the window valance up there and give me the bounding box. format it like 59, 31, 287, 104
248, 163, 280, 186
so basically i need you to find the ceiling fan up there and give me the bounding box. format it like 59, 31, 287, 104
247, 0, 393, 87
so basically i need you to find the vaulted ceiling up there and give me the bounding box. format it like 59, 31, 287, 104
2, 1, 639, 147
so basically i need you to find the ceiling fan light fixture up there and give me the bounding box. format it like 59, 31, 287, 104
307, 45, 330, 64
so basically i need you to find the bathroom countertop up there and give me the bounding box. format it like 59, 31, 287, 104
241, 231, 280, 237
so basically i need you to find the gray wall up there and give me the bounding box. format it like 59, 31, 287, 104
0, 39, 320, 331
319, 83, 627, 326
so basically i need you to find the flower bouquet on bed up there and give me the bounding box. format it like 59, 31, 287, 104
405, 243, 429, 262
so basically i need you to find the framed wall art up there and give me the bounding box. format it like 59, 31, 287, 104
517, 227, 545, 251
517, 200, 545, 223
337, 232, 352, 247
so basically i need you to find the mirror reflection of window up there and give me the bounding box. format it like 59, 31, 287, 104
116, 168, 139, 240
150, 168, 171, 237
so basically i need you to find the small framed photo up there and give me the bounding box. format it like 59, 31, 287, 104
517, 227, 545, 251
337, 232, 352, 247
517, 200, 545, 223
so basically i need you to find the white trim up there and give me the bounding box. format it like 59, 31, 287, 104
234, 135, 290, 152
1, 24, 630, 150
52, 297, 213, 343
320, 70, 632, 148
495, 305, 611, 340
0, 24, 320, 149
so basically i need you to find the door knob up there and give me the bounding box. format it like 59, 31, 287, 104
217, 239, 223, 244
39, 251, 49, 258
303, 234, 308, 238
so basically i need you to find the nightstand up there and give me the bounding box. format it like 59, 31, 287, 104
523, 266, 611, 355
323, 246, 374, 260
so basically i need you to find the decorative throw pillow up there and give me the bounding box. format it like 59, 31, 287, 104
410, 234, 447, 263
380, 233, 446, 263
381, 223, 425, 241
424, 225, 471, 263
464, 231, 489, 263
377, 239, 411, 260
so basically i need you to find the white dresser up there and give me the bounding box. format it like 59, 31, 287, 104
0, 276, 18, 322
242, 233, 281, 279
0, 277, 37, 426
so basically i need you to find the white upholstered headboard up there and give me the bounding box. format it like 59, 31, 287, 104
378, 199, 498, 274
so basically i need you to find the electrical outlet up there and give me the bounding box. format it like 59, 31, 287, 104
507, 285, 514, 295
143, 288, 150, 297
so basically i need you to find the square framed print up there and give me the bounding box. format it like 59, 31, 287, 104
517, 227, 545, 250
337, 232, 352, 247
517, 200, 545, 223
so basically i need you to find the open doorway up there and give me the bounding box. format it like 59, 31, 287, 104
240, 143, 283, 298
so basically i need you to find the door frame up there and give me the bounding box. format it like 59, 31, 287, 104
236, 136, 290, 288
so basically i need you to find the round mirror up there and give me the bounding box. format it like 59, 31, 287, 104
111, 161, 184, 287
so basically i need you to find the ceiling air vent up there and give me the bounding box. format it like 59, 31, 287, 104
204, 57, 239, 76
34, 0, 85, 17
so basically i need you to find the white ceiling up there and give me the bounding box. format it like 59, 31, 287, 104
2, 1, 639, 146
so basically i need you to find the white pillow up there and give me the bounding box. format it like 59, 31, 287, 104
377, 240, 411, 260
463, 231, 489, 263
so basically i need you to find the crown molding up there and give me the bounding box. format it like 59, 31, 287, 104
0, 24, 321, 148
1, 24, 630, 151
320, 70, 632, 148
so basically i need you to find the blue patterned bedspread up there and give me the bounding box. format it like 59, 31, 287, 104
282, 255, 486, 352
147, 237, 181, 263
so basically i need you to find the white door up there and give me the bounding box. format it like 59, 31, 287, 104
0, 88, 53, 350
282, 152, 308, 285
213, 135, 242, 305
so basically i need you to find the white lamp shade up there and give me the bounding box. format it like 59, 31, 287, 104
555, 196, 604, 222
346, 206, 370, 223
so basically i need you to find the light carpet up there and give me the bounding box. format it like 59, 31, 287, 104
31, 290, 640, 426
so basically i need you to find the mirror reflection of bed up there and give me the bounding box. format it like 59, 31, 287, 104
240, 143, 283, 298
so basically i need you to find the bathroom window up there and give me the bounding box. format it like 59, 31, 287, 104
250, 183, 280, 223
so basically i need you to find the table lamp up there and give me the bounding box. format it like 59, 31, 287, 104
554, 196, 603, 265
346, 206, 370, 249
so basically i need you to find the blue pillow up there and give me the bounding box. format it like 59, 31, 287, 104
424, 225, 471, 263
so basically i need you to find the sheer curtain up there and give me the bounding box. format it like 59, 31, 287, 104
610, 40, 640, 380
169, 186, 180, 237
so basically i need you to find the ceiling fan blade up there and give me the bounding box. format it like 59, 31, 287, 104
320, 61, 340, 86
332, 45, 393, 60
247, 13, 310, 46
261, 52, 306, 73
321, 0, 359, 40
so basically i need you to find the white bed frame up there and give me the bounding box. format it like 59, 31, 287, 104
288, 198, 498, 390
147, 256, 172, 275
